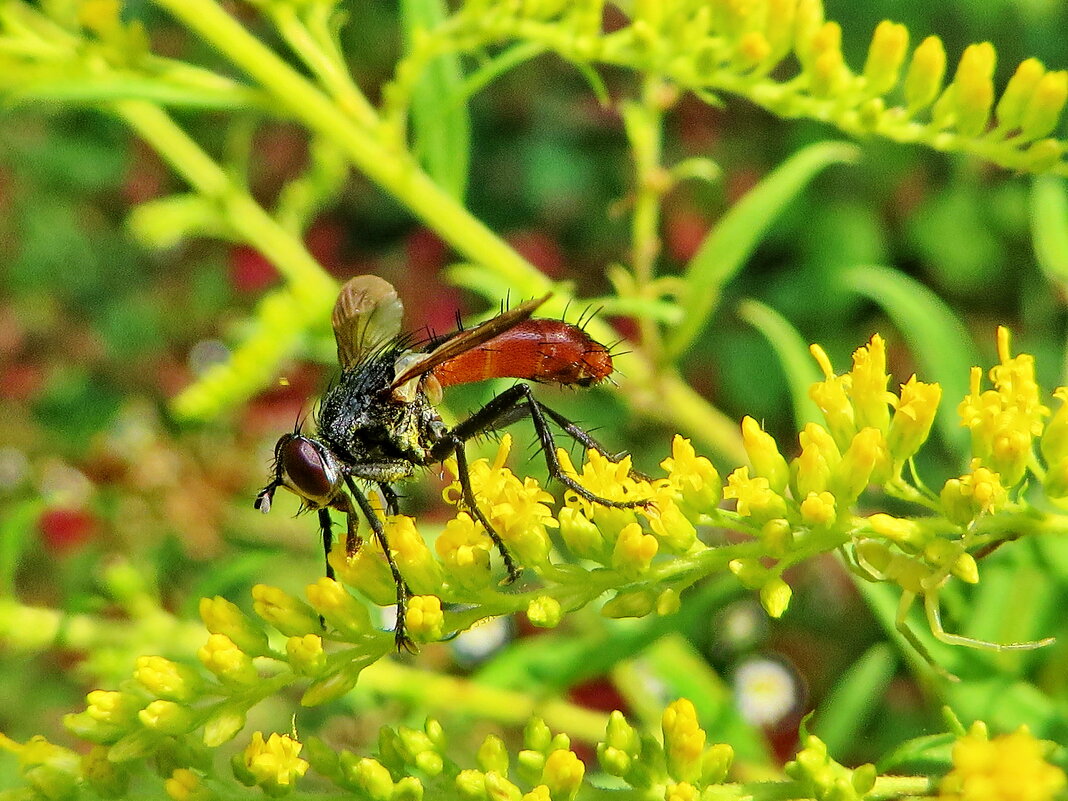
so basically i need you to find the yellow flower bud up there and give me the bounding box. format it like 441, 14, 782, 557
1040, 387, 1068, 465
760, 577, 793, 618
557, 506, 605, 561
665, 781, 699, 801
799, 491, 836, 528
887, 375, 942, 464
662, 699, 705, 783
952, 42, 996, 136
863, 21, 909, 95
645, 496, 698, 552
199, 596, 270, 656
850, 334, 893, 433
737, 31, 772, 68
701, 743, 735, 785
660, 435, 721, 515
478, 734, 510, 776
601, 589, 656, 619
251, 584, 320, 637
306, 577, 372, 635
867, 513, 926, 547
724, 467, 788, 524
809, 345, 856, 448
832, 428, 885, 502
139, 700, 196, 735
764, 0, 797, 56
134, 656, 202, 702
792, 0, 826, 71
1021, 70, 1068, 141
345, 756, 393, 800
387, 515, 443, 594
541, 750, 584, 800
286, 634, 327, 676
198, 634, 258, 686
435, 512, 494, 591
810, 27, 847, 97
729, 558, 768, 589
527, 596, 562, 629
905, 35, 947, 111
742, 416, 790, 493
791, 422, 839, 498
996, 58, 1046, 132
405, 595, 445, 642
612, 523, 659, 577
241, 732, 309, 792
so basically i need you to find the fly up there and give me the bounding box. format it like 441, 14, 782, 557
255, 275, 646, 651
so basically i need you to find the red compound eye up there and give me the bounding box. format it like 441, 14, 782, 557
278, 435, 336, 503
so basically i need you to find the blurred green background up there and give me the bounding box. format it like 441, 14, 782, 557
1, 0, 1067, 781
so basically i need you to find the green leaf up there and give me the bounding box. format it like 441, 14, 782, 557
401, 0, 470, 202
1031, 175, 1068, 291
840, 265, 979, 450
737, 299, 822, 430
667, 141, 860, 359
810, 643, 897, 755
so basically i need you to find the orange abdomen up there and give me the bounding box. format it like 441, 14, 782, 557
432, 320, 613, 388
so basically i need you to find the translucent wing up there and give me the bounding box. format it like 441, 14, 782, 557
332, 276, 405, 369
389, 293, 550, 390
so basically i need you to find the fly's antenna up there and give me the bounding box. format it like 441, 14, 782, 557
293, 408, 310, 435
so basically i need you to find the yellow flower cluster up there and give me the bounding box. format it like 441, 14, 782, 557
939, 723, 1066, 801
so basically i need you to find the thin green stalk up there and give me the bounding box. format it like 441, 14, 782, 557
266, 4, 379, 128
357, 660, 610, 743
113, 99, 335, 300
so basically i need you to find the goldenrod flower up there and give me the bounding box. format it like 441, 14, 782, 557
741, 416, 790, 493
863, 20, 909, 95
759, 577, 792, 618
662, 698, 705, 783
809, 344, 856, 448
445, 435, 558, 568
1021, 70, 1068, 141
941, 461, 1008, 525
996, 58, 1046, 132
831, 427, 889, 502
251, 584, 320, 637
542, 749, 585, 800
952, 42, 996, 136
242, 732, 309, 792
384, 515, 443, 594
139, 700, 196, 735
791, 423, 839, 498
612, 522, 659, 577
665, 781, 699, 801
799, 491, 836, 527
199, 596, 270, 656
305, 576, 372, 635
134, 655, 203, 702
660, 435, 721, 516
328, 541, 397, 607
405, 595, 445, 642
724, 467, 788, 524
557, 504, 606, 560
905, 35, 947, 111
939, 724, 1066, 801
435, 512, 494, 589
198, 633, 258, 686
285, 634, 326, 676
644, 493, 698, 552
849, 334, 893, 433
887, 375, 942, 464
959, 327, 1049, 486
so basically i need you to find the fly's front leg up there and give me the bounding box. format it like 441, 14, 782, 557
344, 476, 415, 653
317, 508, 335, 581
537, 403, 651, 483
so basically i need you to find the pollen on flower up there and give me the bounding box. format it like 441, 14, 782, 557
242, 732, 309, 790
939, 724, 1066, 801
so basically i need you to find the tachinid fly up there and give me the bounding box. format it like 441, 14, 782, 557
255, 276, 646, 650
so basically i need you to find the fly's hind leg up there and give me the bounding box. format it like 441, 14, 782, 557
447, 382, 650, 509
344, 476, 415, 653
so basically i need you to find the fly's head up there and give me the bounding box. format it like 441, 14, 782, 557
255, 432, 343, 515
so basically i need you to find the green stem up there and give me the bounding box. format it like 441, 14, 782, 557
266, 4, 379, 128
356, 660, 610, 743
626, 77, 667, 362
113, 99, 335, 300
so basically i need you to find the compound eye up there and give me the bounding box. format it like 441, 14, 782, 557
279, 436, 336, 503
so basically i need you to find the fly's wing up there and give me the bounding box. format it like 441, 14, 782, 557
332, 276, 405, 368
389, 293, 550, 390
